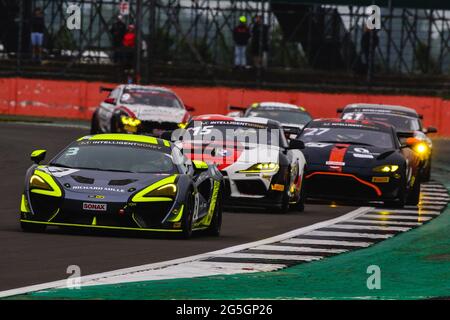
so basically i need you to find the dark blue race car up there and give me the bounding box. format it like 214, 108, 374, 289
20, 134, 223, 238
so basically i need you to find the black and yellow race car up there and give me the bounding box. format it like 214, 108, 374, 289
298, 119, 424, 207
338, 103, 437, 181
20, 134, 223, 238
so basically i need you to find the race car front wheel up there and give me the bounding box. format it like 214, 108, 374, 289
293, 174, 306, 212
90, 111, 101, 134
21, 221, 46, 233
406, 177, 421, 206
205, 189, 223, 236
181, 191, 195, 239
385, 177, 407, 208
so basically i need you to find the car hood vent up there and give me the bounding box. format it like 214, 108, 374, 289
70, 175, 95, 184
108, 179, 138, 186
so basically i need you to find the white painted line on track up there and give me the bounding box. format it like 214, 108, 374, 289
361, 214, 432, 221
371, 209, 440, 215
306, 230, 392, 239
79, 261, 288, 286
217, 252, 323, 261
281, 238, 373, 247
251, 245, 347, 254
331, 224, 411, 232
349, 219, 422, 226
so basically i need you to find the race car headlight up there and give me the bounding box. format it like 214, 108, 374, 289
121, 116, 141, 127
29, 171, 62, 197
414, 143, 428, 154
372, 165, 399, 173
146, 183, 177, 198
131, 175, 178, 202
30, 175, 52, 190
239, 162, 279, 173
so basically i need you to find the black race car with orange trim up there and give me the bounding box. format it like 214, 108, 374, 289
297, 119, 425, 207
20, 134, 223, 238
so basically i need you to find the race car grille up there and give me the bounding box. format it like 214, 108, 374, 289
234, 180, 267, 196
139, 121, 179, 133
29, 193, 61, 220
305, 174, 379, 200
132, 202, 173, 227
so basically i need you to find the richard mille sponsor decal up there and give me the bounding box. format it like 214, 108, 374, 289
72, 186, 126, 192
83, 202, 107, 211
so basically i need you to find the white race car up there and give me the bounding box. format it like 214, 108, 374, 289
91, 84, 194, 136
178, 115, 307, 212
229, 102, 313, 139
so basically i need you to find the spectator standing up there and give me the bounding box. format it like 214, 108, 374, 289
232, 16, 250, 69
251, 15, 269, 69
110, 15, 127, 64
361, 26, 379, 71
30, 7, 45, 63
122, 24, 136, 83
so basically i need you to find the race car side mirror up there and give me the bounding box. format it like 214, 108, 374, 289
104, 98, 116, 104
185, 105, 196, 112
425, 126, 437, 134
30, 149, 46, 164
288, 139, 305, 150
336, 108, 343, 113
192, 160, 208, 171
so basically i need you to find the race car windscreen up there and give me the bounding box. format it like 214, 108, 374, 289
120, 89, 183, 108
299, 127, 395, 149
50, 143, 176, 174
184, 120, 284, 146
247, 109, 312, 125
342, 112, 421, 131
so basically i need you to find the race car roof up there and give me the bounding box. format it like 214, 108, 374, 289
191, 114, 282, 128
252, 102, 307, 112
78, 134, 172, 149
309, 118, 393, 132
120, 84, 176, 95
343, 103, 419, 118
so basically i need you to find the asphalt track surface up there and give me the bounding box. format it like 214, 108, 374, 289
0, 122, 356, 291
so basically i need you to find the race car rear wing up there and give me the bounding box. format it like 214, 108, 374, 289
99, 86, 114, 93
228, 105, 247, 111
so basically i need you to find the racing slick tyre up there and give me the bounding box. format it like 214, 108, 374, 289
293, 175, 306, 213
406, 177, 421, 206
384, 178, 407, 208
422, 160, 431, 182
110, 115, 121, 133
204, 189, 223, 237
275, 181, 291, 214
21, 221, 46, 233
181, 191, 195, 239
90, 111, 101, 134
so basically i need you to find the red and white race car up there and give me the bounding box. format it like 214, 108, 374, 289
176, 115, 307, 212
91, 84, 194, 137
